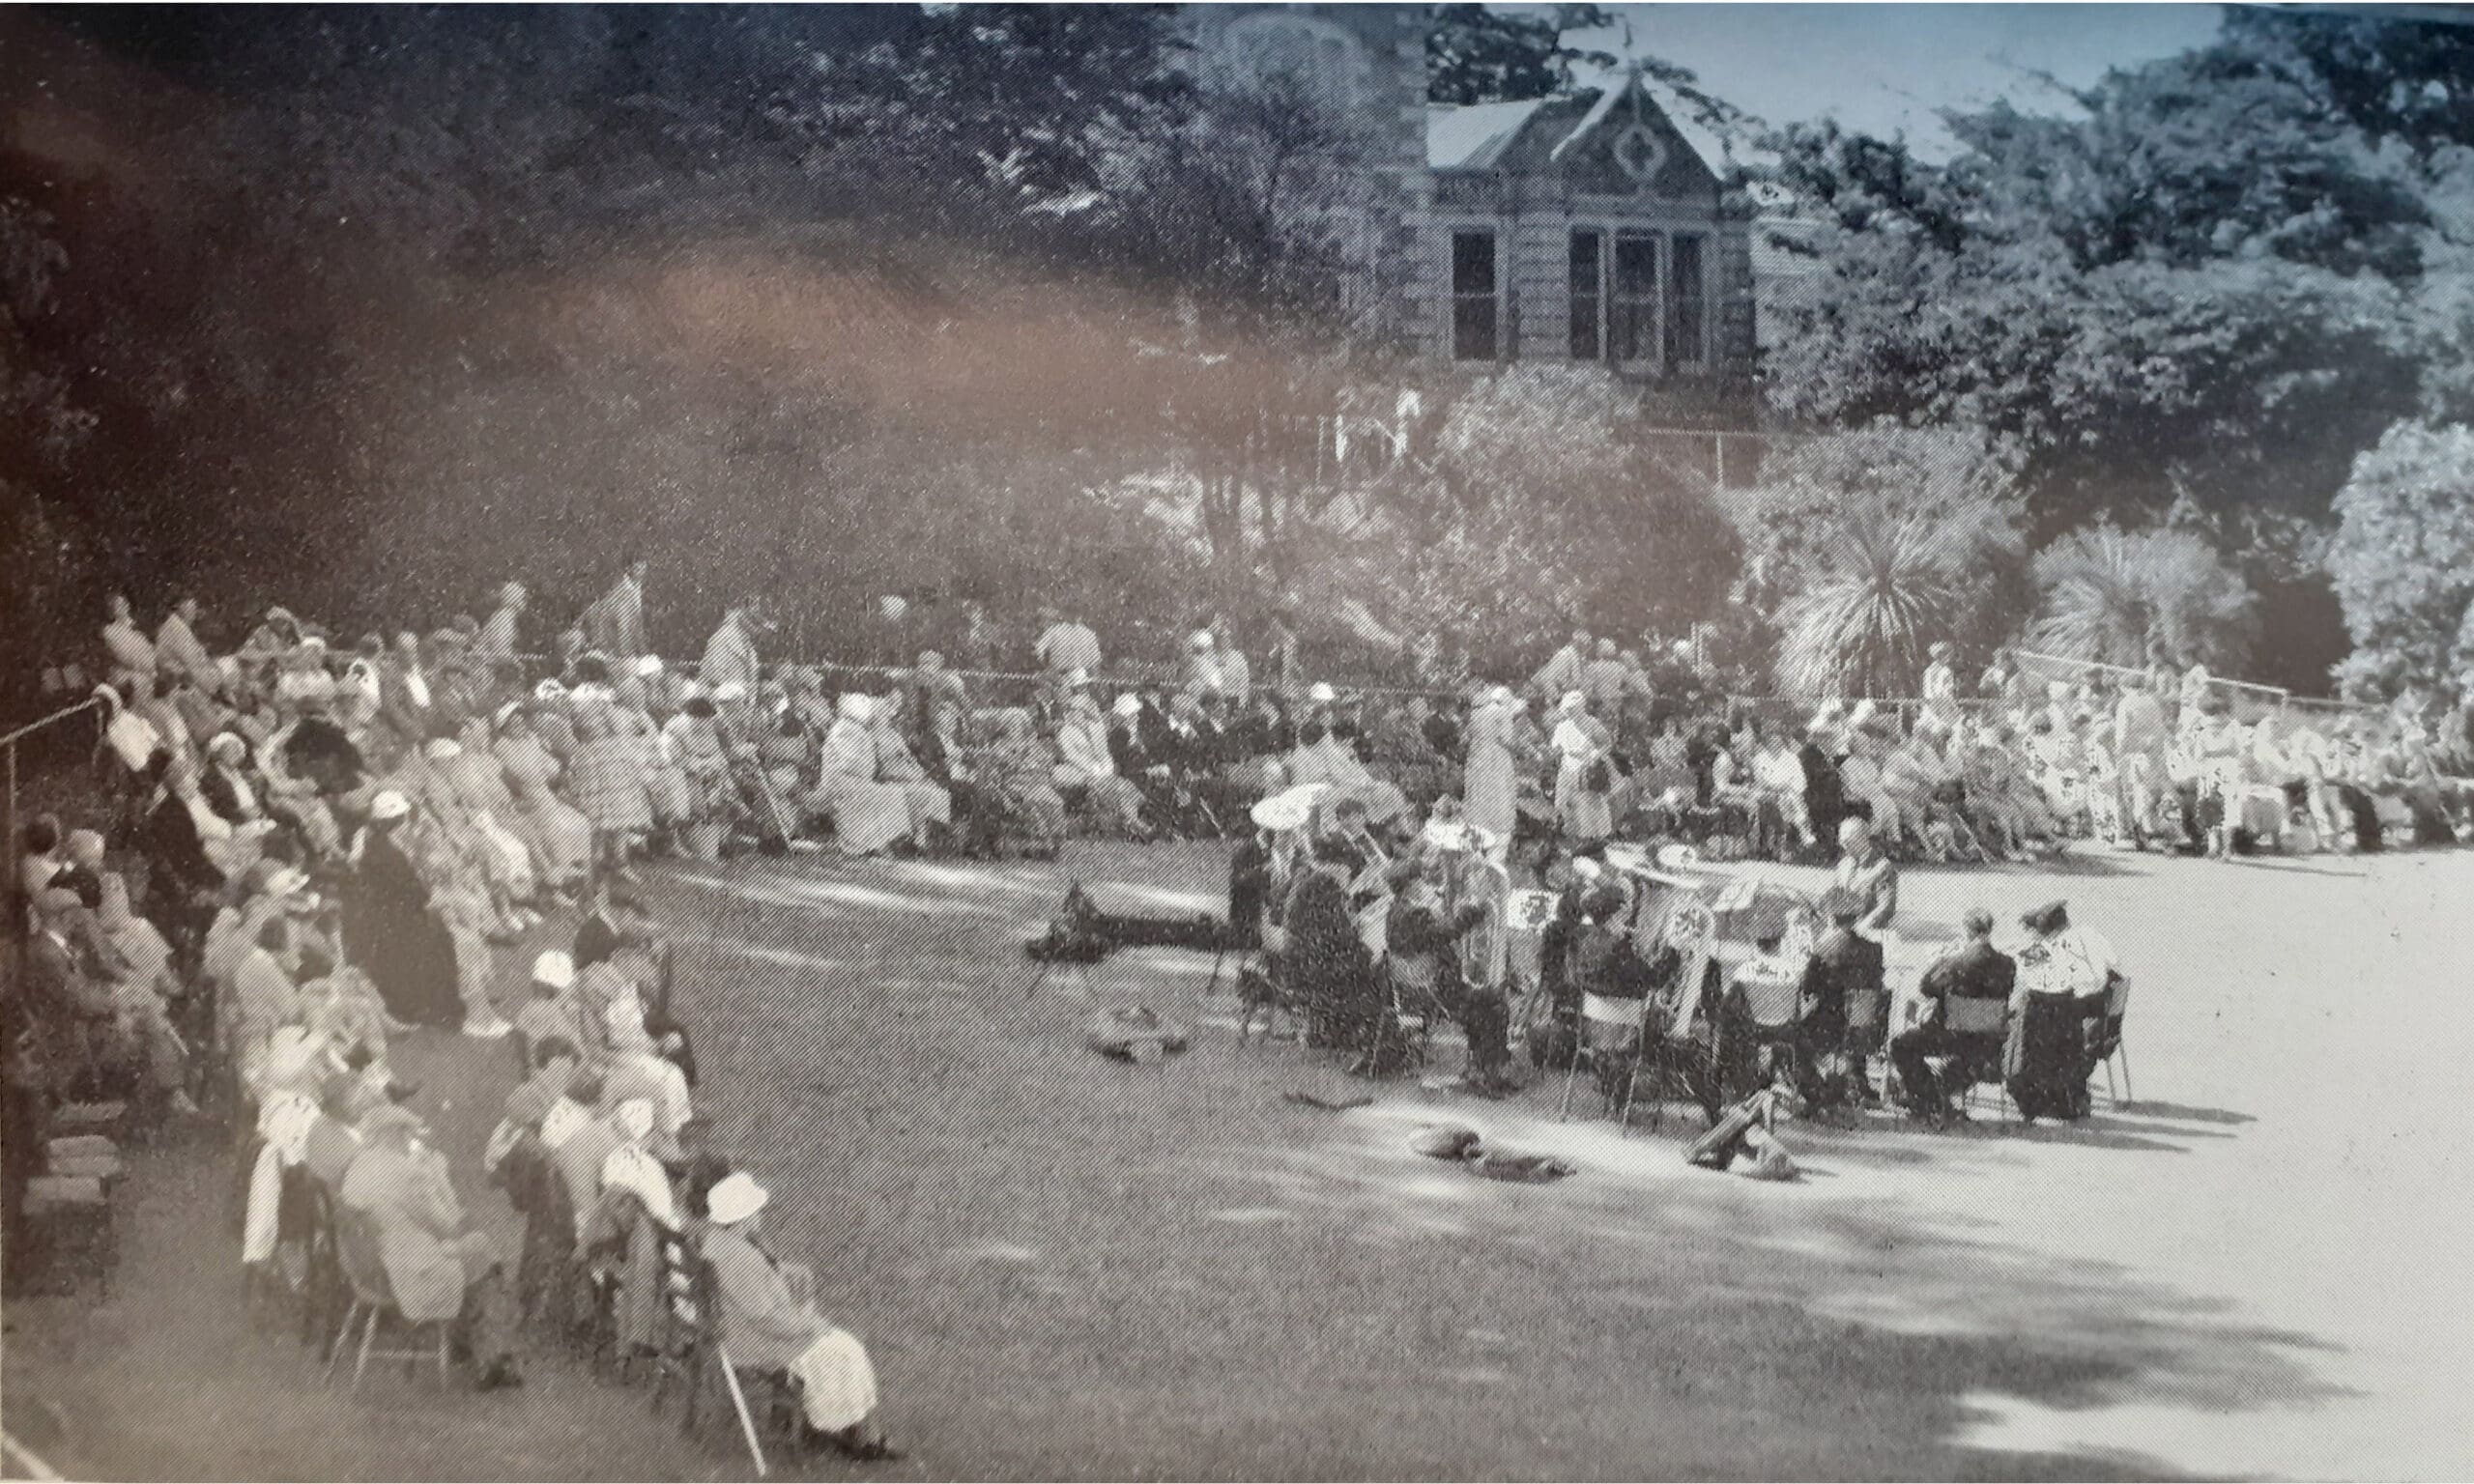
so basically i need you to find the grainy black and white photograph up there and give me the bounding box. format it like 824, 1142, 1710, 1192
3, 1, 2472, 1478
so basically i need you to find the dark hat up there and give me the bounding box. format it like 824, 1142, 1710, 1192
2021, 899, 2070, 934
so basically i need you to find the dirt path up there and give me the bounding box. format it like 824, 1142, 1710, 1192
7, 841, 2466, 1479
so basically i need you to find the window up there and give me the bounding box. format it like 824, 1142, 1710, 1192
1452, 231, 1498, 361
1568, 230, 1603, 361
1609, 232, 1660, 365
1667, 234, 1707, 365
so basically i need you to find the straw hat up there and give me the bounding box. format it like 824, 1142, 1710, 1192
706, 1172, 769, 1227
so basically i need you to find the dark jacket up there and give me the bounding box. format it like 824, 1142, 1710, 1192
1798, 926, 1884, 1031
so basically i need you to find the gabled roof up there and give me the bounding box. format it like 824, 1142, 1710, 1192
1426, 71, 1730, 194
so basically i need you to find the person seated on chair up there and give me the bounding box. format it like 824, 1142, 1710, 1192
1796, 892, 1886, 1110
1717, 921, 1807, 1104
1888, 910, 2016, 1121
576, 889, 697, 1087
1283, 830, 1378, 1059
701, 1172, 901, 1461
516, 951, 587, 1063
1384, 852, 1510, 1093
1830, 817, 1898, 938
1564, 882, 1657, 1103
338, 1104, 524, 1390
2006, 899, 2117, 1124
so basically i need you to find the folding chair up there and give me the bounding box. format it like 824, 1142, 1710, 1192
656, 1247, 797, 1477
2089, 974, 2133, 1106
1556, 990, 1655, 1131
1939, 996, 2018, 1124
1366, 972, 1435, 1078
323, 1207, 452, 1392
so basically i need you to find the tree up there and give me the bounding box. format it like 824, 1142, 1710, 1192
2026, 522, 2258, 672
1724, 424, 2026, 698
1426, 4, 1619, 106
2, 193, 99, 683
2325, 421, 2474, 699
1772, 513, 1976, 701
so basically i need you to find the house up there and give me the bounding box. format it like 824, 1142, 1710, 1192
1184, 3, 1760, 417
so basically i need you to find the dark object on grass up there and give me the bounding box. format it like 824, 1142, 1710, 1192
1027, 882, 1229, 964
1085, 1007, 1191, 1062
1283, 1092, 1375, 1113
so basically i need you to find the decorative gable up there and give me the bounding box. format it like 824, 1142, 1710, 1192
1436, 72, 1722, 202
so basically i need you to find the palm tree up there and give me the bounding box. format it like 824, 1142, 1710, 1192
2028, 522, 2257, 671
1773, 509, 1972, 699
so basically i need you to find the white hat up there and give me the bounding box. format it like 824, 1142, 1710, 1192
706, 1171, 769, 1226
711, 680, 748, 703
1250, 788, 1315, 833
1308, 682, 1336, 703
532, 950, 575, 989
635, 655, 665, 678
1190, 630, 1214, 650
533, 678, 568, 702
1112, 693, 1143, 719
369, 789, 412, 821
1570, 855, 1602, 881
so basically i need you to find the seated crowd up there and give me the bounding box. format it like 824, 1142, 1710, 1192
9, 577, 2468, 1413
6, 581, 898, 1459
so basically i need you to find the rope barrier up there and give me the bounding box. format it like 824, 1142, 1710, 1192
0, 697, 104, 752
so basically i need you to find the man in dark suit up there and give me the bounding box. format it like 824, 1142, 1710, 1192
1889, 909, 2017, 1120
1797, 893, 1885, 1108
22, 888, 121, 1099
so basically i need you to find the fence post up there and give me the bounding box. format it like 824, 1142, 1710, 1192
5, 736, 14, 863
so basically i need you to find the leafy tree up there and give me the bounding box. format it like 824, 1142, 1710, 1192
1426, 4, 1619, 106
1771, 512, 1976, 701
2325, 421, 2474, 699
2026, 522, 2258, 672
1730, 425, 2025, 698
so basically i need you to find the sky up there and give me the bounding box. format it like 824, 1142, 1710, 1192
1575, 3, 2229, 157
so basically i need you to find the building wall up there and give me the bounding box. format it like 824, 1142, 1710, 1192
1183, 4, 1758, 416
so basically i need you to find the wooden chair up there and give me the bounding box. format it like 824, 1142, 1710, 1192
323, 1206, 452, 1392
650, 1242, 798, 1477
21, 1172, 117, 1300
2089, 974, 2133, 1106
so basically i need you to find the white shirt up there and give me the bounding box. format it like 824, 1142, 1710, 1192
2015, 926, 2117, 1001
